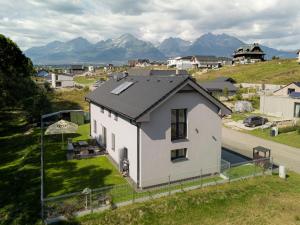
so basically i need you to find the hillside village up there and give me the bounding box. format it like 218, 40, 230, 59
2, 2, 300, 225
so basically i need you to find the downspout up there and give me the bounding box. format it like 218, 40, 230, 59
137, 123, 140, 188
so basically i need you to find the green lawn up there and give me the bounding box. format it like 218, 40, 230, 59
59, 173, 300, 225
74, 76, 98, 85
194, 59, 300, 84
44, 124, 127, 197
248, 128, 300, 149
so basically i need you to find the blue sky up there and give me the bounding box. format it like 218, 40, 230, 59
0, 0, 299, 50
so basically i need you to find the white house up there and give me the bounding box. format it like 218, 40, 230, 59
167, 56, 193, 70
86, 75, 231, 188
260, 82, 300, 119
47, 73, 74, 88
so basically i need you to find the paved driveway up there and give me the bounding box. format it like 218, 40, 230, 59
222, 126, 300, 173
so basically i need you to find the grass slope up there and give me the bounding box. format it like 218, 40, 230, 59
0, 111, 42, 225
61, 173, 300, 225
195, 59, 300, 84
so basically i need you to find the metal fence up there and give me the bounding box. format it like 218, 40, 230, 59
43, 157, 273, 224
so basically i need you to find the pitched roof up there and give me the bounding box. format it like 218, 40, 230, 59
192, 55, 219, 62
199, 80, 238, 92
86, 75, 231, 120
127, 68, 188, 76
214, 77, 236, 84
234, 43, 265, 55
273, 82, 300, 94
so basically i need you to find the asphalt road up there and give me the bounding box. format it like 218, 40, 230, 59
222, 126, 300, 173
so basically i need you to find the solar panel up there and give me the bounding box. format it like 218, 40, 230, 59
111, 81, 134, 95
289, 92, 300, 99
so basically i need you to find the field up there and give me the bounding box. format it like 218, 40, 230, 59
51, 89, 89, 112
56, 173, 300, 225
194, 59, 300, 84
73, 76, 99, 85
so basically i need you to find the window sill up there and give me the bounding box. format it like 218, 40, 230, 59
171, 138, 189, 143
171, 158, 188, 163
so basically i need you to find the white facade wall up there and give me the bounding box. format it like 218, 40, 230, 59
273, 83, 300, 96
260, 95, 300, 119
90, 103, 138, 183
176, 60, 193, 70
139, 91, 221, 187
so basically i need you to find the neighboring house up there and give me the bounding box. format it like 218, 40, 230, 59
128, 59, 150, 67
233, 43, 265, 64
86, 75, 231, 188
191, 55, 222, 69
199, 77, 238, 98
297, 50, 300, 63
36, 70, 49, 77
167, 56, 193, 69
126, 68, 189, 76
71, 65, 85, 74
260, 82, 300, 119
88, 65, 95, 72
46, 73, 74, 88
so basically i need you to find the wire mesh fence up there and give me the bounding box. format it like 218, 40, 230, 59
43, 157, 273, 223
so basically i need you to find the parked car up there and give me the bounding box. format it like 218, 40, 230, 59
243, 116, 268, 127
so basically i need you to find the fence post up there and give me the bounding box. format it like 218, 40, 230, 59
200, 169, 203, 188
90, 190, 93, 213
132, 187, 135, 203
168, 175, 171, 196
253, 159, 256, 177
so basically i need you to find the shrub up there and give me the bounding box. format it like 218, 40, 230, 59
278, 126, 300, 134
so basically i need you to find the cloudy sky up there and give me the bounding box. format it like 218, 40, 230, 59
1, 0, 300, 50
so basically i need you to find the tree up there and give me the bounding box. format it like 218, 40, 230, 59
0, 34, 51, 121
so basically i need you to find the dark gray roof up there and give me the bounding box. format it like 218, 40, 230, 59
294, 82, 300, 87
234, 43, 265, 55
214, 77, 236, 84
86, 75, 189, 119
86, 75, 231, 120
193, 55, 219, 62
127, 68, 188, 76
199, 81, 238, 92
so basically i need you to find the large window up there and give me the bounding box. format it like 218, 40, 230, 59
171, 109, 187, 140
171, 148, 187, 161
93, 120, 97, 133
111, 133, 115, 151
294, 103, 300, 118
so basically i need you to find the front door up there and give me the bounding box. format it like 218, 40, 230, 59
102, 126, 107, 147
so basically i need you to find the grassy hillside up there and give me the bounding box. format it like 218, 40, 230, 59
61, 173, 300, 225
194, 59, 300, 84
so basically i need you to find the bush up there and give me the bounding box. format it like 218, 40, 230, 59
278, 126, 300, 134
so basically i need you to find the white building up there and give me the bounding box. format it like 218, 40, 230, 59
260, 82, 300, 119
47, 73, 74, 88
86, 75, 231, 188
88, 65, 95, 72
167, 56, 193, 70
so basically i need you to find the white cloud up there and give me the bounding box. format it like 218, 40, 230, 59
0, 0, 300, 50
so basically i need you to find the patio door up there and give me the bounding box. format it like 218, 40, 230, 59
102, 126, 107, 148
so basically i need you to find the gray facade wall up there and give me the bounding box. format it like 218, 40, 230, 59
260, 95, 300, 119
139, 90, 222, 187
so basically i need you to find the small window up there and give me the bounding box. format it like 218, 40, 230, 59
171, 148, 187, 161
93, 120, 97, 133
101, 107, 104, 113
111, 133, 115, 151
288, 88, 295, 95
114, 113, 118, 121
108, 111, 111, 117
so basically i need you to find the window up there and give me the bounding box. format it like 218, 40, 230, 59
111, 133, 115, 151
114, 113, 118, 121
288, 88, 295, 95
171, 148, 187, 161
171, 109, 187, 140
294, 103, 300, 118
93, 120, 97, 133
108, 111, 111, 117
100, 107, 104, 113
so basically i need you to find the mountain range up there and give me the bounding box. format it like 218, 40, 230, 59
25, 33, 296, 65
